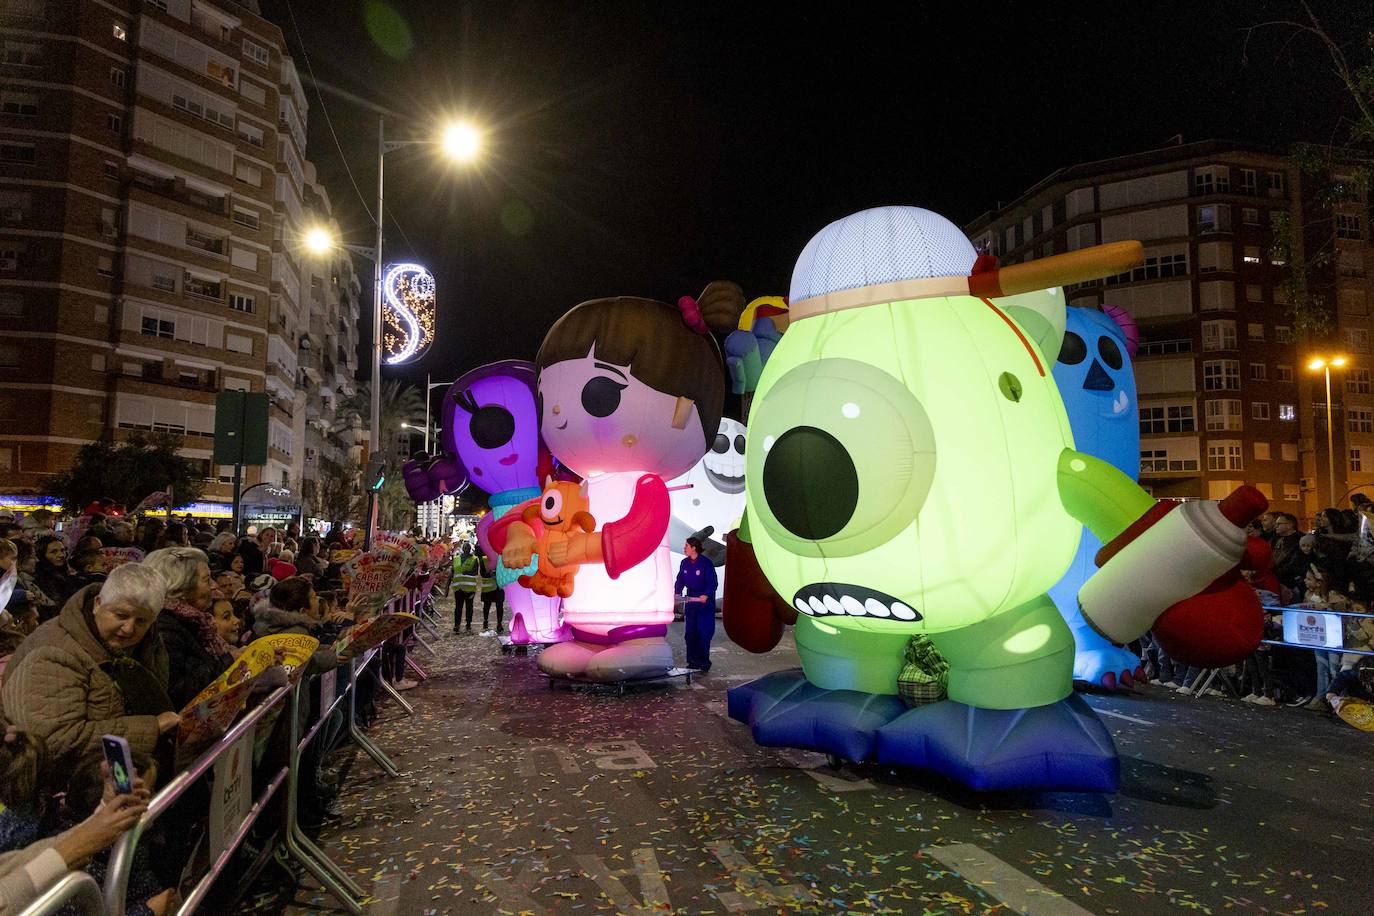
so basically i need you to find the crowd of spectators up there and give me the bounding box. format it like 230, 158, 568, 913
0, 511, 437, 915
1132, 498, 1374, 716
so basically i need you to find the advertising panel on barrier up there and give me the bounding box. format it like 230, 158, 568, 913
208, 727, 254, 862
1283, 609, 1345, 648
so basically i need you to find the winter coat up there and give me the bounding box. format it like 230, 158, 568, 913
0, 808, 64, 916
0, 585, 171, 783
156, 610, 233, 710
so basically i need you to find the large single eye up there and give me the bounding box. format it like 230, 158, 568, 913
1097, 335, 1123, 370
748, 358, 936, 557
581, 376, 625, 418
1058, 331, 1086, 365
540, 488, 564, 523
470, 405, 514, 450
734, 434, 746, 455
712, 433, 729, 453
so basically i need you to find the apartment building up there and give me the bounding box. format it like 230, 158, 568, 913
967, 140, 1374, 519
0, 0, 360, 512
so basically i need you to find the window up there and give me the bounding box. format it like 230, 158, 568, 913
1205, 399, 1243, 431
1246, 283, 1263, 302
106, 113, 122, 135
0, 91, 37, 117
0, 143, 36, 163
1207, 442, 1244, 472
225, 332, 253, 355
1267, 172, 1286, 195
207, 60, 236, 88
1279, 403, 1296, 421
141, 315, 174, 339
103, 161, 120, 181
1349, 368, 1372, 394
1242, 206, 1260, 226
185, 227, 226, 255
1140, 447, 1200, 474
1252, 400, 1270, 419
1105, 252, 1188, 285
151, 270, 176, 292
1239, 169, 1258, 195
1248, 322, 1265, 342
2, 41, 43, 67
1139, 403, 1196, 435
235, 122, 263, 147
1337, 214, 1363, 240
113, 23, 128, 41
1243, 245, 1261, 265
1202, 321, 1237, 352
1203, 359, 1241, 391
184, 273, 222, 300
0, 247, 21, 271
145, 0, 169, 11
1353, 449, 1364, 473
229, 293, 254, 313
242, 38, 270, 66
1139, 338, 1193, 356
1275, 326, 1293, 344
1350, 408, 1373, 433
1345, 328, 1371, 354
96, 255, 113, 278
1250, 363, 1267, 381
240, 80, 266, 106
109, 67, 125, 89
1198, 204, 1230, 234
1282, 483, 1300, 501
233, 161, 261, 186
1255, 441, 1271, 461
1195, 167, 1229, 195
0, 345, 18, 368
231, 206, 259, 229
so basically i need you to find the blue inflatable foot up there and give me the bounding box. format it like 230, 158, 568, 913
727, 669, 907, 762
874, 694, 1119, 792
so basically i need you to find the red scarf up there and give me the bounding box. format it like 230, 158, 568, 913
163, 600, 231, 660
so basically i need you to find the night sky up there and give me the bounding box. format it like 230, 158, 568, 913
258, 0, 1370, 387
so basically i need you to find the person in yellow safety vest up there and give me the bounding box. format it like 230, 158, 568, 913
452, 541, 480, 633
477, 551, 504, 635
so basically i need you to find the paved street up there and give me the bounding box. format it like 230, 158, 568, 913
243, 610, 1373, 915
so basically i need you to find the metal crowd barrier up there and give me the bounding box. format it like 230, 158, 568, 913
101, 585, 429, 916
18, 871, 105, 916
1259, 604, 1374, 657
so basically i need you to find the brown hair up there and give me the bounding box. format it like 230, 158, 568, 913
270, 575, 314, 614
0, 727, 46, 811
535, 281, 745, 443
0, 538, 14, 563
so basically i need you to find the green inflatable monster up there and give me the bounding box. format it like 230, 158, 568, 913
725, 207, 1267, 791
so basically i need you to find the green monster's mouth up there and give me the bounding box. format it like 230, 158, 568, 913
792, 583, 921, 621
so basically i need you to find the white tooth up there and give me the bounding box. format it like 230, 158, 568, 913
795, 598, 812, 616
822, 595, 844, 615
808, 596, 828, 615
864, 598, 890, 617
840, 595, 866, 616
890, 601, 917, 620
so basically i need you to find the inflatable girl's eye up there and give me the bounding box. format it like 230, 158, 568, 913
541, 489, 564, 523
581, 376, 625, 418
470, 405, 515, 449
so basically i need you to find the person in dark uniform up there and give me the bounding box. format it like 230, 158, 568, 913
675, 536, 718, 671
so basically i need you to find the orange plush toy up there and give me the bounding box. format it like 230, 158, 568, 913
516, 479, 597, 598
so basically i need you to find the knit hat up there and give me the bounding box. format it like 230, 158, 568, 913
267, 559, 297, 581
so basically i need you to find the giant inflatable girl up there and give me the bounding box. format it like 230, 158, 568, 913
526, 283, 745, 681
401, 360, 567, 644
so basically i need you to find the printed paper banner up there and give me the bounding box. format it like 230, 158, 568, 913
182, 633, 320, 711
174, 673, 258, 771
342, 552, 410, 614
95, 547, 144, 573
334, 612, 418, 660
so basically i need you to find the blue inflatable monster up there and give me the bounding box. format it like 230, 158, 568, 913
1048, 304, 1145, 689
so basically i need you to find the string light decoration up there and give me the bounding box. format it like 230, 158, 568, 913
382, 262, 437, 364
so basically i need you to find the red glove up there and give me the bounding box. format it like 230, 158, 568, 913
600, 474, 670, 579
722, 530, 797, 653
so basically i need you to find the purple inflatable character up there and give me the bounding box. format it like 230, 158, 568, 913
403, 360, 568, 645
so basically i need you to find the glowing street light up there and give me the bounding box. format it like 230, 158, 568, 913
1309, 354, 1350, 507
304, 226, 335, 255
441, 121, 482, 162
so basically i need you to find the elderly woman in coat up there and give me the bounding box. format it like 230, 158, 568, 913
143, 547, 235, 709
0, 564, 179, 788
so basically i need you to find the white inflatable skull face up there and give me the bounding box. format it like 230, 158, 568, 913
704, 417, 746, 495
669, 418, 747, 538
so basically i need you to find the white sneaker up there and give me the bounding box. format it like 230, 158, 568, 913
1176, 685, 1194, 695
1148, 678, 1163, 686
1202, 688, 1224, 697
1241, 694, 1257, 703
1251, 695, 1276, 706
393, 678, 420, 691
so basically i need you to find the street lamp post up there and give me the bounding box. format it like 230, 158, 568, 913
1309, 355, 1348, 509
306, 118, 482, 549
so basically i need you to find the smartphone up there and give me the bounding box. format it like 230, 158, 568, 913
101, 734, 135, 795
